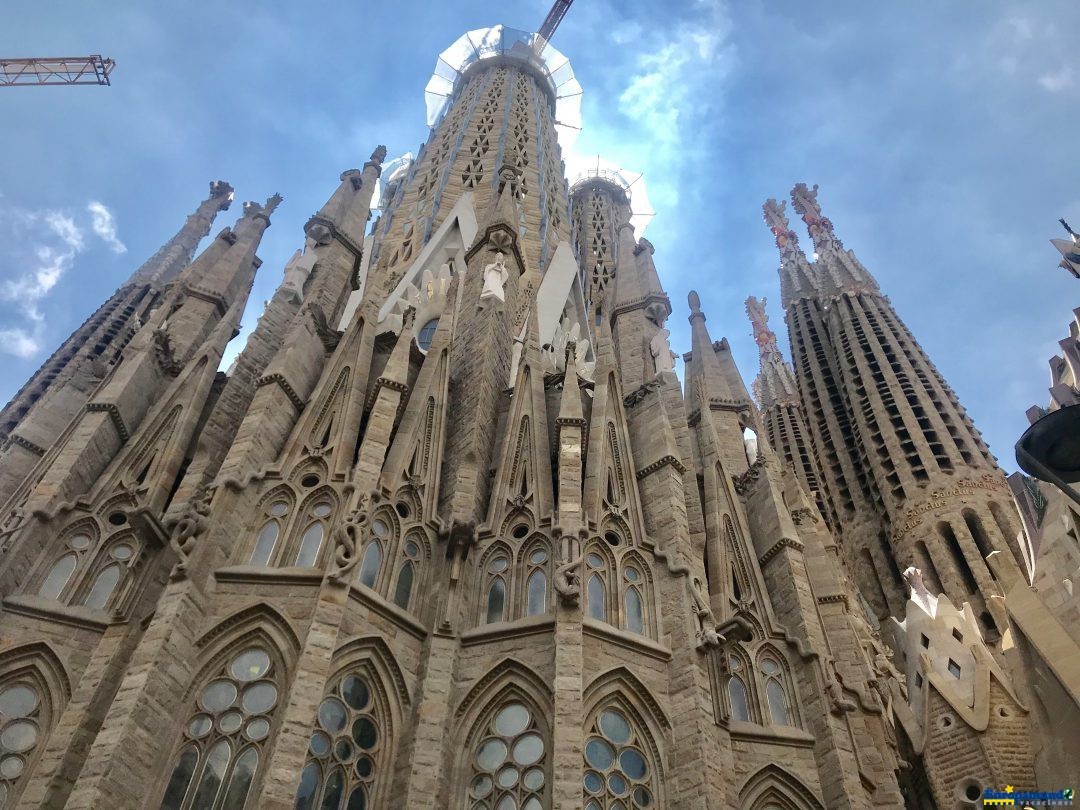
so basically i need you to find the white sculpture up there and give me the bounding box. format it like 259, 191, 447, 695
480, 252, 510, 308
650, 327, 676, 375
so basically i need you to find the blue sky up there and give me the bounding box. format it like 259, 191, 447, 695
2, 1, 1077, 472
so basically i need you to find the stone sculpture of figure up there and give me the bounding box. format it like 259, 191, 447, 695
827, 664, 858, 715
690, 578, 722, 649
168, 486, 212, 581
650, 328, 676, 375
479, 252, 510, 308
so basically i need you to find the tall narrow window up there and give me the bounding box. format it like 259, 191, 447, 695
357, 543, 382, 589
484, 555, 509, 624
160, 646, 279, 810
728, 657, 751, 722
583, 707, 655, 809
296, 672, 383, 810
525, 547, 548, 617
586, 554, 607, 622
38, 554, 76, 600
466, 702, 548, 810
249, 521, 280, 567
0, 681, 46, 806
393, 562, 414, 610
761, 658, 791, 726
83, 564, 120, 610
623, 566, 645, 634
295, 523, 324, 568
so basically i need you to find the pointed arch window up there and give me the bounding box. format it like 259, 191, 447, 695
623, 565, 645, 635
392, 539, 420, 610
524, 547, 548, 617
583, 707, 656, 809
760, 658, 791, 727
466, 702, 548, 810
485, 555, 510, 624
83, 564, 120, 610
0, 680, 47, 807
160, 646, 280, 810
295, 671, 385, 810
727, 656, 752, 722
585, 553, 608, 623
358, 543, 382, 589
38, 554, 76, 600
295, 502, 333, 568
248, 500, 289, 567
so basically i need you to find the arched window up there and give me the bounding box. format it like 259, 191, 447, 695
585, 553, 608, 623
295, 501, 333, 568
728, 656, 751, 722
524, 546, 548, 617
485, 555, 510, 624
358, 543, 382, 589
38, 554, 76, 600
80, 539, 137, 611
0, 680, 47, 806
160, 646, 281, 810
465, 702, 548, 810
249, 499, 289, 566
622, 564, 645, 635
760, 658, 791, 727
392, 539, 420, 610
295, 671, 384, 810
583, 707, 656, 809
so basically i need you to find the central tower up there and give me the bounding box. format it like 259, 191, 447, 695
369, 26, 580, 292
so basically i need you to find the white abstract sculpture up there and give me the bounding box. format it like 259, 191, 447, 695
650, 327, 676, 375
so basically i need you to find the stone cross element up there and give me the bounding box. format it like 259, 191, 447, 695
479, 251, 510, 308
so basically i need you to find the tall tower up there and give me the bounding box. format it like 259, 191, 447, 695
0, 181, 234, 509
774, 185, 1021, 633
746, 295, 832, 528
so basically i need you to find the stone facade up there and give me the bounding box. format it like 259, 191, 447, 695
0, 24, 1063, 810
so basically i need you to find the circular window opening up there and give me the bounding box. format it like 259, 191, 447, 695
511, 524, 529, 540
997, 706, 1010, 718
396, 502, 411, 519
108, 512, 127, 527
301, 474, 321, 488
939, 714, 954, 730
416, 318, 439, 352
604, 532, 620, 547
958, 778, 984, 803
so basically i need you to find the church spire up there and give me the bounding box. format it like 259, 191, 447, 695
131, 180, 235, 286
764, 198, 817, 307
745, 295, 799, 409
789, 183, 878, 296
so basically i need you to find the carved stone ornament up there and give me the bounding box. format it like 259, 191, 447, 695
307, 303, 342, 352
167, 486, 212, 581
649, 328, 676, 376
826, 663, 858, 715
690, 578, 723, 650
554, 553, 583, 605
326, 491, 380, 583
152, 327, 184, 377
307, 222, 333, 246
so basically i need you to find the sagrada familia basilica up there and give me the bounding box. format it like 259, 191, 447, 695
0, 21, 1077, 810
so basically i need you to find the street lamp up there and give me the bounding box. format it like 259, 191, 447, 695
1016, 403, 1080, 508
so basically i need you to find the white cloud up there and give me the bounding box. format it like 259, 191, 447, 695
87, 201, 127, 254
1038, 66, 1074, 93
616, 0, 734, 157
0, 327, 42, 359
45, 212, 85, 251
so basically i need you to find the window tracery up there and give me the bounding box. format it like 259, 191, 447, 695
160, 646, 281, 810
249, 499, 290, 566
583, 707, 656, 808
465, 702, 548, 810
295, 671, 385, 810
760, 657, 792, 727
34, 525, 139, 613
727, 654, 752, 723
0, 681, 46, 806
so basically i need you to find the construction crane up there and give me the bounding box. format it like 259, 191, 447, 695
536, 0, 574, 46
1, 56, 115, 88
